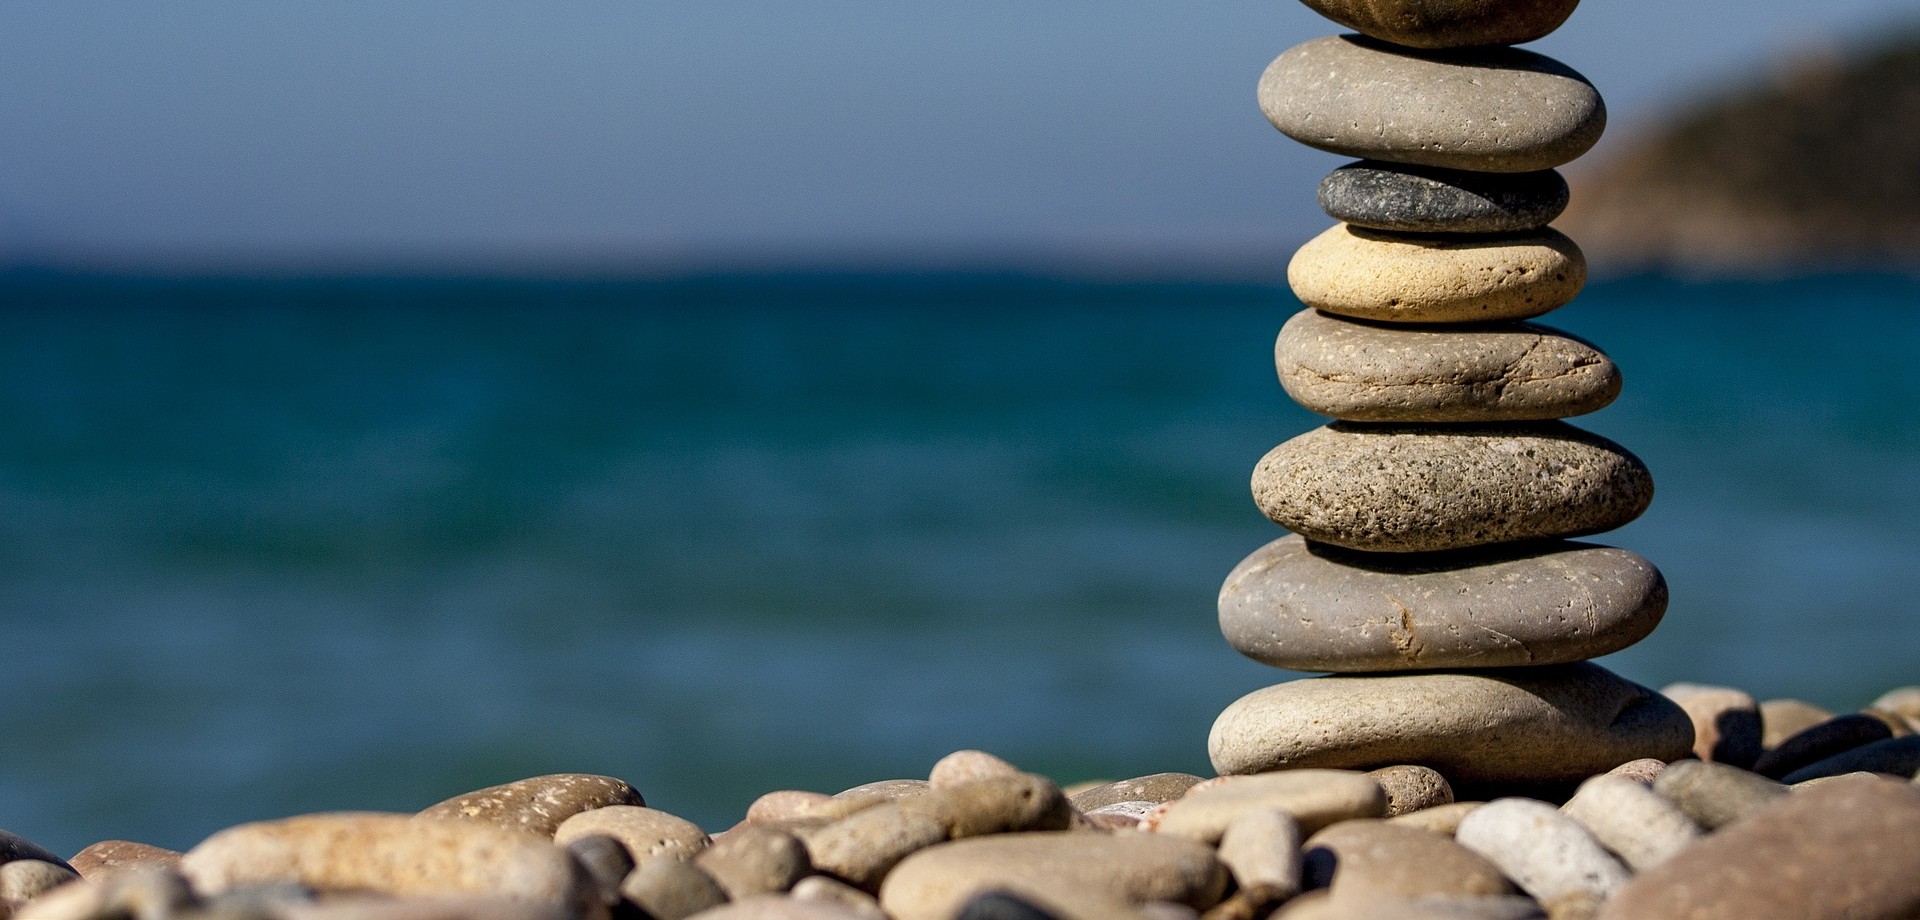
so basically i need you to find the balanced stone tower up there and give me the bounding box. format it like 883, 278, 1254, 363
1209, 0, 1695, 790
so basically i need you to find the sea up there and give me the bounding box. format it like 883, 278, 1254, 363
0, 270, 1914, 856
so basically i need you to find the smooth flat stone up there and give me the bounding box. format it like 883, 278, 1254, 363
1295, 0, 1581, 49
1753, 714, 1895, 779
1388, 802, 1483, 837
177, 813, 597, 911
1782, 735, 1920, 783
415, 774, 644, 839
1276, 310, 1618, 422
1650, 761, 1786, 830
1598, 775, 1920, 920
1252, 422, 1653, 553
1760, 699, 1835, 747
1320, 162, 1569, 233
1220, 535, 1665, 671
1150, 770, 1387, 843
1661, 683, 1763, 768
1304, 819, 1513, 903
1209, 663, 1693, 784
1289, 224, 1586, 324
1260, 36, 1605, 173
877, 833, 1228, 920
1068, 774, 1204, 812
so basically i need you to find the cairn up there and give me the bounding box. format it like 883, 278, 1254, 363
1208, 0, 1697, 791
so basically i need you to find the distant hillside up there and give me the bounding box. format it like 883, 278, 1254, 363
1561, 30, 1920, 275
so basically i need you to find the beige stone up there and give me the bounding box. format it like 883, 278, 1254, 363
1455, 799, 1627, 906
1211, 664, 1693, 784
1368, 766, 1455, 817
1276, 310, 1618, 422
803, 801, 948, 890
928, 751, 1023, 788
1253, 422, 1652, 553
1759, 698, 1835, 748
1068, 774, 1204, 812
415, 774, 643, 839
791, 876, 887, 920
0, 860, 77, 905
1603, 759, 1666, 785
1305, 819, 1512, 904
278, 895, 580, 920
1288, 225, 1585, 324
1559, 775, 1701, 871
876, 832, 1228, 920
1387, 802, 1483, 837
178, 813, 597, 914
747, 791, 834, 825
1661, 683, 1762, 768
1151, 770, 1386, 843
1650, 761, 1787, 830
1871, 687, 1920, 723
553, 807, 709, 866
1598, 775, 1920, 920
1215, 809, 1303, 903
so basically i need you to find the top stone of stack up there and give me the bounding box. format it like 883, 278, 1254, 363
1299, 0, 1581, 48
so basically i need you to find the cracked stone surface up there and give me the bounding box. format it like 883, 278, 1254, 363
1218, 534, 1666, 672
1252, 421, 1653, 553
1209, 663, 1694, 783
1288, 224, 1587, 324
1275, 309, 1619, 422
1260, 36, 1606, 173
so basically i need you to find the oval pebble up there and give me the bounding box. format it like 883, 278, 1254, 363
1260, 36, 1605, 173
1216, 809, 1303, 903
621, 857, 728, 920
1387, 802, 1483, 837
554, 806, 709, 866
1455, 799, 1627, 905
1252, 422, 1653, 553
1650, 760, 1787, 830
694, 825, 811, 899
1151, 770, 1387, 843
1304, 819, 1512, 903
1781, 735, 1920, 784
1289, 224, 1585, 325
877, 832, 1228, 920
415, 774, 643, 839
1661, 683, 1762, 768
1276, 310, 1617, 422
1220, 535, 1665, 671
1753, 714, 1895, 779
1559, 775, 1701, 871
1295, 0, 1581, 49
1319, 161, 1570, 234
1211, 663, 1692, 784
1068, 775, 1204, 812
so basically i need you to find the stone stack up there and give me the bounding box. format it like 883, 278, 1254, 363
1209, 0, 1696, 791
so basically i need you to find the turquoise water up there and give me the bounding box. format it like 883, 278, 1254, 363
0, 271, 1915, 855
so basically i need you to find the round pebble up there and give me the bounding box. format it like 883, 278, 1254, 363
1650, 760, 1788, 830
1252, 422, 1653, 553
1260, 36, 1605, 173
621, 856, 729, 920
694, 825, 812, 898
930, 752, 1024, 789
1320, 162, 1569, 233
1220, 535, 1665, 671
1294, 0, 1581, 48
0, 860, 79, 905
1210, 663, 1693, 783
1559, 775, 1701, 871
1454, 799, 1628, 906
1276, 310, 1618, 422
554, 806, 710, 866
1288, 224, 1586, 324
1303, 820, 1513, 904
1068, 775, 1204, 812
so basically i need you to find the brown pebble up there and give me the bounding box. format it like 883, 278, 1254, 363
415, 774, 644, 838
804, 801, 949, 890
695, 825, 811, 899
1068, 775, 1205, 812
1599, 775, 1920, 920
620, 856, 728, 920
1215, 809, 1302, 904
67, 841, 182, 883
1305, 819, 1513, 904
1661, 683, 1762, 769
554, 806, 710, 866
1759, 699, 1836, 748
1367, 766, 1454, 817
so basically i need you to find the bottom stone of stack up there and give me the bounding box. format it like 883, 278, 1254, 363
1209, 663, 1693, 786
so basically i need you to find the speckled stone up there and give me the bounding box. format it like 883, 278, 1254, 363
1295, 0, 1581, 48
1455, 799, 1627, 907
1559, 775, 1701, 871
68, 841, 178, 882
877, 833, 1228, 920
1260, 37, 1605, 173
1598, 775, 1920, 920
1210, 663, 1693, 783
1754, 714, 1896, 779
1320, 162, 1569, 234
1220, 535, 1665, 671
1252, 422, 1653, 553
1304, 819, 1513, 904
1661, 683, 1763, 768
1276, 311, 1617, 422
553, 806, 709, 866
1290, 225, 1585, 324
1068, 774, 1204, 812
1367, 766, 1455, 817
414, 774, 644, 839
177, 813, 597, 911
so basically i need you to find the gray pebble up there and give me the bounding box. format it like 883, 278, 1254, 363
1455, 799, 1628, 905
620, 857, 729, 920
1320, 162, 1569, 234
696, 825, 812, 898
1220, 535, 1665, 671
1651, 760, 1788, 829
1560, 775, 1701, 870
1253, 421, 1653, 553
1260, 36, 1605, 173
1068, 775, 1204, 812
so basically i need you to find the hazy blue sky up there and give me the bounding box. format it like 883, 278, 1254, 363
2, 1, 1914, 275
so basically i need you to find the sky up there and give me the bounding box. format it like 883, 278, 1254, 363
1, 0, 1915, 277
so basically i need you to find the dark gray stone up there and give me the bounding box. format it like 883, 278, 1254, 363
1275, 309, 1619, 422
1320, 161, 1569, 233
1753, 714, 1896, 779
956, 891, 1063, 920
1782, 735, 1920, 783
1296, 0, 1581, 49
1252, 421, 1654, 553
1261, 36, 1605, 173
1220, 535, 1665, 672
